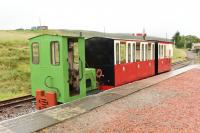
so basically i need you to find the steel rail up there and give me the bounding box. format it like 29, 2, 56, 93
0, 95, 35, 109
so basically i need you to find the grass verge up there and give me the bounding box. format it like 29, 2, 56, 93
172, 46, 187, 63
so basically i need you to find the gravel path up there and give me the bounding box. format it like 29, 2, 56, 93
44, 68, 200, 133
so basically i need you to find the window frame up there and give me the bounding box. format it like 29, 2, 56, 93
120, 42, 126, 64
31, 42, 40, 64
140, 42, 145, 61
147, 43, 151, 60
114, 41, 120, 65
151, 43, 155, 60
164, 45, 167, 58
126, 42, 132, 63
145, 43, 148, 61
50, 41, 60, 66
159, 43, 164, 59
132, 42, 136, 62
136, 42, 141, 62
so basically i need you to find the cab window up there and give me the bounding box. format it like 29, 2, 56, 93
32, 42, 39, 64
51, 41, 60, 65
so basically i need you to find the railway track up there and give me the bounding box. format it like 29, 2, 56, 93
172, 59, 192, 70
0, 95, 35, 109
172, 59, 190, 66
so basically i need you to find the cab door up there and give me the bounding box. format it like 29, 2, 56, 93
67, 37, 86, 102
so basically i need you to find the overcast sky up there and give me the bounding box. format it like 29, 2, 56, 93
0, 0, 199, 38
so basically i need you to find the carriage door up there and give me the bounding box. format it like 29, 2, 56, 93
114, 41, 127, 85
67, 38, 85, 97
120, 41, 127, 84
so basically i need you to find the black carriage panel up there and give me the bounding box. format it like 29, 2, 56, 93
85, 37, 115, 86
86, 37, 114, 66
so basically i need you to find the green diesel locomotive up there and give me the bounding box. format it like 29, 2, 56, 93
29, 34, 96, 109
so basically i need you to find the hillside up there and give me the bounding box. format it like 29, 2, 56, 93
0, 31, 37, 100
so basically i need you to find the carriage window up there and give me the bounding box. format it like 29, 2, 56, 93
159, 45, 162, 59
51, 41, 60, 65
32, 43, 39, 64
136, 43, 140, 61
161, 45, 164, 58
169, 49, 171, 57
164, 45, 167, 58
152, 43, 155, 59
160, 45, 162, 58
115, 43, 120, 64
148, 43, 152, 60
145, 44, 148, 61
132, 43, 136, 62
128, 43, 131, 63
141, 44, 145, 61
120, 44, 126, 64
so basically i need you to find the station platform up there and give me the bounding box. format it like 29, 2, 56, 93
0, 65, 199, 133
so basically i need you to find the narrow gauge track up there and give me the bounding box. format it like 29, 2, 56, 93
172, 59, 192, 70
172, 59, 190, 66
0, 95, 35, 109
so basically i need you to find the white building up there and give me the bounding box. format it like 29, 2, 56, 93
191, 43, 200, 51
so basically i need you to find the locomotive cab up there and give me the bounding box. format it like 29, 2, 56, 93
29, 34, 96, 109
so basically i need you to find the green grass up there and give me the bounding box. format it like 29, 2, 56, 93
172, 46, 187, 63
0, 31, 36, 101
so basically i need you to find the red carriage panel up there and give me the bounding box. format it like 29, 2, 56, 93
158, 58, 171, 73
114, 62, 137, 86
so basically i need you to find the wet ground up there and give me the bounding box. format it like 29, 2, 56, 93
45, 68, 200, 132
